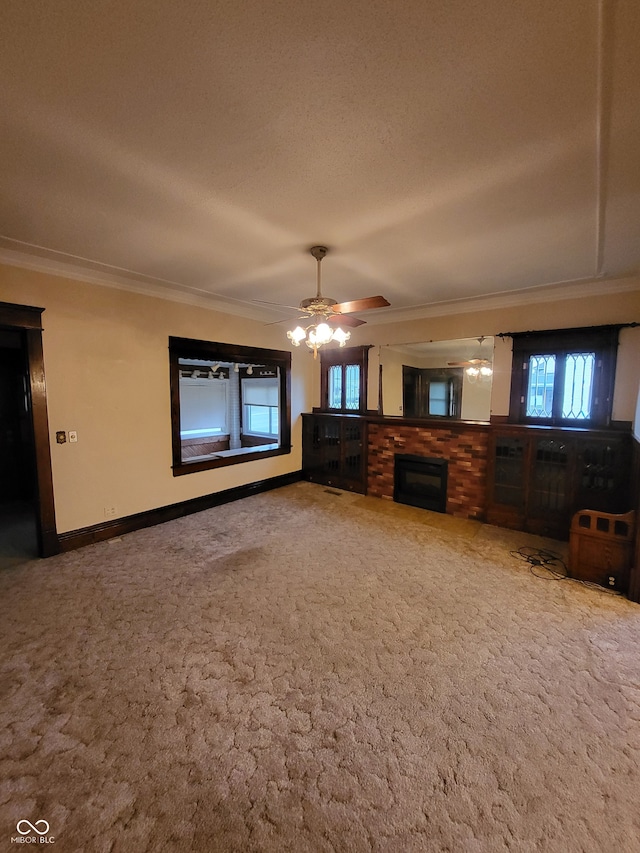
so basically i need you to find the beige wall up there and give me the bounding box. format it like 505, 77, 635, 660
1, 263, 315, 533
3, 262, 639, 534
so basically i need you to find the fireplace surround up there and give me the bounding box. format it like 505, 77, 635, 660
394, 454, 448, 513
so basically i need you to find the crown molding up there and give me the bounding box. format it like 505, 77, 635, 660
1, 239, 638, 327
362, 274, 640, 325
0, 243, 270, 323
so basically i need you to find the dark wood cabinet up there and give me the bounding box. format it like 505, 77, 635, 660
302, 414, 368, 494
488, 426, 632, 539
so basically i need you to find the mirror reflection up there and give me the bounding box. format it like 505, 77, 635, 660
379, 337, 493, 421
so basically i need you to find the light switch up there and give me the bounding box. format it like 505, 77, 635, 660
69, 431, 78, 443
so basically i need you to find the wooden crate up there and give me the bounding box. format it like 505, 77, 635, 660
568, 509, 635, 591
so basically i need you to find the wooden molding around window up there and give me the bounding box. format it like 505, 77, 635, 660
169, 337, 292, 475
319, 344, 371, 413
506, 325, 620, 428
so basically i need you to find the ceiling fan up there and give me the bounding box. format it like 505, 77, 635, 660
447, 337, 492, 367
296, 245, 390, 322
448, 337, 493, 381
272, 246, 390, 356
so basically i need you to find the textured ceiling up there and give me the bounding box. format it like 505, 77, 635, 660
1, 0, 639, 324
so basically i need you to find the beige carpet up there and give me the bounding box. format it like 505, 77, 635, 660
1, 482, 640, 852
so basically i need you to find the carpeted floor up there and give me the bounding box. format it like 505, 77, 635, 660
1, 482, 640, 852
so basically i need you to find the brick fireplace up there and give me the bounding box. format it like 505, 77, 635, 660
367, 422, 490, 520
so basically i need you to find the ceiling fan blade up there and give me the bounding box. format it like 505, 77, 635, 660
331, 295, 390, 314
252, 299, 305, 312
265, 315, 307, 327
327, 314, 366, 328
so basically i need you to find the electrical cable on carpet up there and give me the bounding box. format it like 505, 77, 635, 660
510, 546, 621, 594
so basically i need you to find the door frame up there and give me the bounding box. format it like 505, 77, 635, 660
0, 301, 58, 556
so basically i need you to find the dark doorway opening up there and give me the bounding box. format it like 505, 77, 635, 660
0, 330, 38, 567
402, 365, 463, 419
0, 301, 57, 563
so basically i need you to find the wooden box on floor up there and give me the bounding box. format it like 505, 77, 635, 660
568, 509, 636, 591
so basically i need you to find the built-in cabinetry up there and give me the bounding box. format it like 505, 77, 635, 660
301, 414, 368, 494
487, 426, 632, 539
301, 413, 634, 542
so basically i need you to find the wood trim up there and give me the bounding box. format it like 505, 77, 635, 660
26, 328, 59, 555
319, 344, 371, 413
57, 470, 303, 552
169, 337, 292, 476
169, 336, 291, 365
0, 301, 45, 330
0, 302, 58, 556
508, 327, 619, 427
628, 437, 640, 603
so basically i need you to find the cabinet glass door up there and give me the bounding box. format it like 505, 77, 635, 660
530, 438, 569, 513
493, 436, 526, 507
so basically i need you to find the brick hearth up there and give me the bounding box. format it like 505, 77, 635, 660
367, 422, 490, 520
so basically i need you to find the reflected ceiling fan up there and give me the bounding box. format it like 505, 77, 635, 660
269, 246, 390, 357
448, 337, 493, 381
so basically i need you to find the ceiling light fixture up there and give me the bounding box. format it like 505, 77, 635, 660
287, 246, 351, 358
465, 338, 493, 383
465, 363, 493, 383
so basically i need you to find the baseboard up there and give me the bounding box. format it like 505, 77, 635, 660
57, 470, 303, 553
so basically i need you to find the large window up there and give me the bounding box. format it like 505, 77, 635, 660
320, 345, 370, 413
242, 376, 280, 438
169, 338, 291, 475
507, 326, 619, 428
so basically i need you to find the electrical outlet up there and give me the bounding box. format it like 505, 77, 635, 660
104, 506, 117, 519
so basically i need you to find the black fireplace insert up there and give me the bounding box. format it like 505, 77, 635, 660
394, 454, 448, 513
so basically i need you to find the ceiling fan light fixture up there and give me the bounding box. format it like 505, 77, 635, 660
331, 327, 351, 346
465, 362, 493, 383
287, 320, 351, 357
285, 245, 386, 356
287, 326, 307, 345
308, 322, 333, 346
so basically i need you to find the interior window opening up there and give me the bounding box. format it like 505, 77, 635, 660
170, 338, 291, 474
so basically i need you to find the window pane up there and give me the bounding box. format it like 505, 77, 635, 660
328, 365, 343, 409
245, 404, 279, 436
345, 364, 360, 410
429, 381, 447, 416
562, 352, 595, 419
526, 355, 555, 418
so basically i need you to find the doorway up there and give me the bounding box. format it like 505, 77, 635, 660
0, 330, 38, 566
402, 365, 463, 419
0, 301, 57, 564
